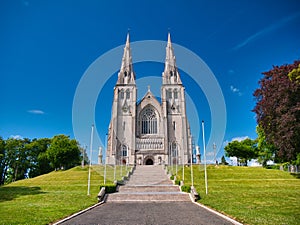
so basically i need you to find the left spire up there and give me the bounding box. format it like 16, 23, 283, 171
117, 32, 135, 85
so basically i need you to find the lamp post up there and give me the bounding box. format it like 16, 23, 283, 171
202, 121, 208, 195
126, 146, 128, 172
87, 124, 94, 196
213, 142, 217, 165
190, 142, 194, 188
175, 143, 178, 176
104, 133, 108, 184
120, 158, 123, 176
179, 143, 184, 182
113, 134, 117, 182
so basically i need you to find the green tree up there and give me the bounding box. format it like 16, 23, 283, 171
288, 63, 300, 83
293, 153, 300, 166
5, 138, 31, 182
256, 126, 277, 167
27, 138, 52, 178
225, 138, 258, 166
47, 135, 81, 170
0, 137, 6, 185
220, 156, 228, 165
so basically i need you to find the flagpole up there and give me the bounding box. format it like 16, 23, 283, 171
181, 143, 184, 182
202, 120, 208, 195
87, 124, 94, 196
104, 134, 108, 184
175, 143, 178, 176
120, 158, 123, 176
114, 150, 116, 182
191, 142, 194, 188
104, 152, 107, 184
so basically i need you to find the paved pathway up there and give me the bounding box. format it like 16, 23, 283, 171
58, 165, 239, 225
59, 202, 235, 225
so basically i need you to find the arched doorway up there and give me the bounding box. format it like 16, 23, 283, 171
143, 155, 154, 165
145, 158, 154, 165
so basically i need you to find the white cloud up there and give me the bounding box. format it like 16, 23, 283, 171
10, 135, 23, 140
223, 136, 249, 148
27, 109, 45, 115
230, 85, 239, 92
231, 136, 249, 142
233, 12, 300, 51
230, 85, 242, 96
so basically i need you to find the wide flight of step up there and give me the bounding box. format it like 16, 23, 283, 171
106, 165, 190, 202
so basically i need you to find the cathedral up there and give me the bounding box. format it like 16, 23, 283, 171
106, 33, 192, 165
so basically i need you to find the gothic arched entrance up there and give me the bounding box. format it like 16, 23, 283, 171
145, 158, 154, 165
144, 156, 154, 165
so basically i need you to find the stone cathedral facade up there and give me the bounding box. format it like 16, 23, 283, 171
106, 33, 192, 165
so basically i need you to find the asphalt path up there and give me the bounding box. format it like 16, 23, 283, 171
58, 201, 237, 225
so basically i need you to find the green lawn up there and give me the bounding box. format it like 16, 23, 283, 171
173, 165, 300, 225
1, 165, 299, 224
0, 165, 131, 224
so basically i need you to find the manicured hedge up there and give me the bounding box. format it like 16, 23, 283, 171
181, 185, 191, 193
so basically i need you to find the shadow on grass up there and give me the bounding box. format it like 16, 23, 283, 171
0, 186, 45, 202
291, 173, 300, 179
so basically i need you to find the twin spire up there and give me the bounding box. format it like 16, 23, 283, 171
117, 33, 135, 85
117, 32, 181, 85
163, 33, 182, 84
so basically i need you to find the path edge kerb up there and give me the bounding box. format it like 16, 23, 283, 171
52, 200, 105, 225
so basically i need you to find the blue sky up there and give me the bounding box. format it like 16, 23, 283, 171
1, 0, 300, 163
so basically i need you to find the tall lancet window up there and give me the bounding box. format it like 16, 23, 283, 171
126, 89, 130, 99
141, 107, 157, 134
174, 89, 178, 99
120, 89, 124, 99
167, 89, 172, 99
121, 145, 128, 157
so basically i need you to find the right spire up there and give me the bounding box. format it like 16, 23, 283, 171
162, 32, 182, 85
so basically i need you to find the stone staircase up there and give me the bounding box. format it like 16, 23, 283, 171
106, 165, 190, 202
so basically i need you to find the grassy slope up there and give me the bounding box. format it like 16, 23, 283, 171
174, 165, 300, 225
0, 165, 130, 224
1, 165, 299, 224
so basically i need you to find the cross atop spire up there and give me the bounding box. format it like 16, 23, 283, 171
162, 33, 182, 85
117, 32, 136, 85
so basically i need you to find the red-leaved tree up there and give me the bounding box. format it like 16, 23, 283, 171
253, 60, 300, 162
